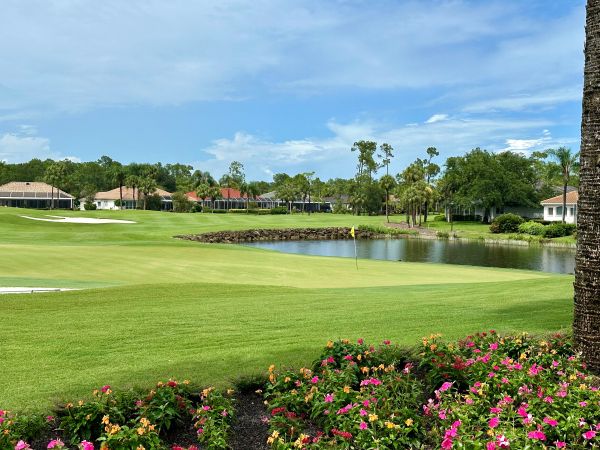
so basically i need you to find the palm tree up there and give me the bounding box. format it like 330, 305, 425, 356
196, 183, 211, 210
247, 182, 261, 208
110, 164, 127, 210
547, 147, 579, 223
208, 186, 222, 211
44, 161, 67, 210
138, 176, 157, 210
239, 181, 250, 212
574, 0, 600, 372
125, 175, 140, 209
379, 174, 396, 223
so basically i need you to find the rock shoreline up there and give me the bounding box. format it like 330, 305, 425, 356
175, 227, 394, 243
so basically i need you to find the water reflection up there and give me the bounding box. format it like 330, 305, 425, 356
244, 239, 575, 274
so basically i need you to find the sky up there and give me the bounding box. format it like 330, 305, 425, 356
0, 0, 586, 180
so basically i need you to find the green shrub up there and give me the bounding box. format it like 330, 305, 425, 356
489, 213, 524, 233
436, 231, 450, 239
270, 206, 288, 215
543, 222, 577, 238
83, 201, 97, 211
518, 221, 546, 236
172, 192, 195, 213
357, 224, 418, 236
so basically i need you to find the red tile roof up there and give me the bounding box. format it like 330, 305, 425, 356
541, 191, 578, 205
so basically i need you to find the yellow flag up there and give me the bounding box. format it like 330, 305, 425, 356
350, 226, 355, 238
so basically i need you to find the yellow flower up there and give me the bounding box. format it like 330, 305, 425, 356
137, 427, 145, 435
342, 339, 349, 344
284, 377, 291, 383
361, 367, 369, 374
227, 388, 235, 395
85, 414, 91, 420
136, 446, 145, 450
357, 354, 362, 361
570, 374, 577, 381
405, 418, 414, 426
294, 434, 309, 448
430, 344, 437, 351
326, 340, 334, 348
385, 421, 397, 429
268, 364, 276, 373
580, 383, 588, 390
368, 414, 378, 422
487, 429, 494, 436
109, 424, 121, 435
140, 417, 150, 427
520, 353, 527, 360
66, 402, 73, 409
102, 415, 110, 425
343, 385, 351, 393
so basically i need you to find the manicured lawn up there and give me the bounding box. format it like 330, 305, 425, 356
0, 208, 574, 411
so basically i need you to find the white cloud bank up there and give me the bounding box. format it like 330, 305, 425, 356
0, 127, 79, 163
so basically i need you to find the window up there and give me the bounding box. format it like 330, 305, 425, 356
548, 207, 553, 216
556, 206, 563, 216
570, 207, 574, 216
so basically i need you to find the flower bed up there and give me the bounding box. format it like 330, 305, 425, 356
264, 333, 600, 449
0, 380, 234, 450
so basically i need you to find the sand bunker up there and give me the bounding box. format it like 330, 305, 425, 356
0, 287, 78, 294
20, 215, 136, 224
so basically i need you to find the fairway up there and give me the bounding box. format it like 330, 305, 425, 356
0, 208, 574, 411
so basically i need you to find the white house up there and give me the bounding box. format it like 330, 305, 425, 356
82, 186, 173, 210
541, 191, 578, 224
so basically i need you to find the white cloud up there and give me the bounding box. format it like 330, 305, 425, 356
196, 116, 575, 179
0, 1, 584, 116
425, 114, 449, 124
0, 127, 79, 163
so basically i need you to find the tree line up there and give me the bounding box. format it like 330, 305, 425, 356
0, 145, 578, 216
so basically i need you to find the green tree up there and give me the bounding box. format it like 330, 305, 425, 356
44, 160, 69, 209
138, 176, 158, 210
379, 174, 396, 223
276, 181, 299, 213
574, 0, 600, 373
109, 163, 127, 210
351, 140, 379, 215
547, 147, 580, 223
125, 175, 141, 209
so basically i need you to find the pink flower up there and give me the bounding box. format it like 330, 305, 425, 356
441, 438, 453, 449
47, 440, 64, 449
196, 427, 204, 435
580, 401, 588, 407
383, 340, 391, 345
439, 382, 453, 392
497, 435, 510, 448
79, 442, 94, 450
359, 421, 368, 430
324, 393, 334, 403
583, 430, 596, 440
357, 338, 364, 345
486, 442, 496, 450
221, 410, 228, 417
489, 417, 499, 428
555, 442, 566, 448
101, 385, 111, 393
543, 417, 558, 427
527, 431, 546, 441
15, 442, 31, 450
489, 342, 498, 351
438, 410, 447, 420
202, 405, 211, 411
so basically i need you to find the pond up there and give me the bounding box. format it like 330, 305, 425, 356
244, 238, 576, 274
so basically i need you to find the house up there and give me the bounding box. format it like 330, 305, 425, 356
83, 187, 173, 210
541, 191, 578, 224
0, 181, 74, 208
186, 187, 274, 210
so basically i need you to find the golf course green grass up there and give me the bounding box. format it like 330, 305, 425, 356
0, 208, 574, 411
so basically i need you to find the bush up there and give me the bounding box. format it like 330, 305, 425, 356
172, 192, 195, 213
489, 213, 525, 233
436, 231, 450, 239
83, 201, 97, 210
518, 221, 546, 236
270, 206, 288, 215
543, 222, 577, 238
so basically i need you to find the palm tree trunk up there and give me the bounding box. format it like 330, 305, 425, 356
119, 183, 123, 210
562, 180, 568, 223
385, 190, 389, 223
574, 0, 600, 373
50, 186, 54, 210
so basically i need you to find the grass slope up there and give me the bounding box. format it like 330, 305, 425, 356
0, 208, 574, 410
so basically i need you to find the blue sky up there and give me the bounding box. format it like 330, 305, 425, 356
0, 0, 585, 180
